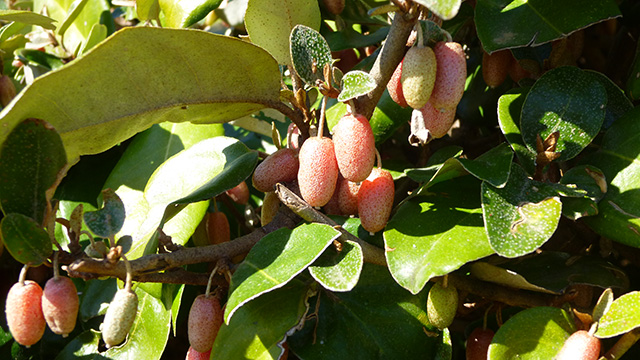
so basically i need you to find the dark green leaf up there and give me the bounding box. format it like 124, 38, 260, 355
475, 0, 621, 53
16, 49, 65, 71
404, 146, 464, 183
413, 0, 461, 20
627, 41, 640, 101
584, 70, 633, 129
337, 70, 376, 102
1, 213, 52, 265
417, 20, 451, 47
457, 142, 513, 188
0, 10, 56, 30
559, 165, 605, 220
309, 239, 363, 292
521, 66, 607, 162
435, 328, 452, 360
595, 291, 640, 338
79, 278, 117, 321
54, 330, 101, 359
159, 0, 223, 28
290, 24, 333, 84
323, 26, 388, 52
83, 189, 125, 239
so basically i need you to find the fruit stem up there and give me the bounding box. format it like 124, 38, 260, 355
442, 274, 449, 288
317, 96, 328, 138
53, 251, 60, 279
415, 22, 424, 48
482, 304, 493, 330
18, 264, 28, 286
205, 265, 219, 298
123, 255, 133, 292
375, 148, 382, 169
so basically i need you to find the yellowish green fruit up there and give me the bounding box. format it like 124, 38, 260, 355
102, 288, 138, 348
426, 282, 458, 330
401, 46, 437, 109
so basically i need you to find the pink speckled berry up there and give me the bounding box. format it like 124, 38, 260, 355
332, 113, 375, 182
337, 177, 360, 216
42, 276, 79, 337
186, 346, 212, 360
5, 280, 46, 347
252, 148, 299, 192
298, 137, 339, 207
387, 60, 408, 108
430, 42, 467, 111
357, 168, 394, 233
418, 101, 456, 139
225, 181, 249, 205
188, 294, 223, 353
555, 330, 601, 360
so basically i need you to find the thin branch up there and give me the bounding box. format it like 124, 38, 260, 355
261, 99, 309, 139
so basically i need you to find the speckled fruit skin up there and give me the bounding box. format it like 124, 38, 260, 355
332, 113, 375, 182
207, 211, 230, 245
225, 181, 249, 205
298, 137, 339, 207
186, 346, 211, 360
466, 327, 494, 360
188, 295, 223, 353
337, 177, 359, 216
252, 148, 299, 192
401, 46, 437, 109
102, 289, 138, 348
555, 330, 601, 360
387, 60, 408, 107
357, 168, 394, 233
418, 101, 456, 139
430, 42, 467, 111
426, 282, 458, 330
42, 276, 79, 337
482, 50, 512, 88
5, 280, 46, 347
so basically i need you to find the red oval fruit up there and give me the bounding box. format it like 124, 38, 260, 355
387, 60, 408, 108
42, 276, 79, 337
357, 168, 394, 233
430, 42, 467, 111
188, 294, 223, 353
466, 327, 494, 360
482, 50, 512, 88
297, 137, 339, 207
555, 330, 601, 360
332, 113, 375, 182
225, 181, 249, 205
5, 280, 46, 347
401, 46, 437, 109
207, 211, 230, 246
337, 177, 359, 216
186, 346, 211, 360
417, 101, 457, 139
252, 148, 299, 192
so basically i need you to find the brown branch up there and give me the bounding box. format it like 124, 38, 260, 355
261, 99, 309, 137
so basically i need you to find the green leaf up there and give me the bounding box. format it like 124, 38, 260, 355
488, 307, 575, 359
1, 213, 52, 265
482, 164, 562, 258
225, 223, 340, 323
16, 48, 65, 71
77, 23, 107, 57
136, 0, 160, 21
245, 0, 320, 66
308, 239, 363, 292
79, 278, 117, 321
457, 143, 513, 188
404, 146, 464, 183
0, 27, 281, 163
289, 264, 439, 359
0, 10, 56, 30
290, 24, 333, 84
435, 328, 452, 360
592, 288, 614, 324
584, 70, 633, 129
416, 20, 451, 47
628, 40, 640, 101
385, 176, 494, 294
212, 280, 309, 359
54, 330, 101, 359
521, 66, 607, 162
159, 0, 223, 28
83, 189, 125, 239
58, 0, 90, 39
475, 0, 621, 53
337, 70, 376, 102
0, 118, 67, 224
596, 291, 640, 338
497, 88, 536, 175
413, 0, 461, 21
582, 107, 640, 248
559, 165, 605, 220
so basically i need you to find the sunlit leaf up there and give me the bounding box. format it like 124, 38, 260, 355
596, 291, 640, 338
290, 24, 333, 84
413, 0, 461, 21
159, 0, 223, 28
0, 10, 56, 30
309, 239, 363, 292
337, 70, 376, 102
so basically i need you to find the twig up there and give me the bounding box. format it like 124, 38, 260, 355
445, 274, 556, 308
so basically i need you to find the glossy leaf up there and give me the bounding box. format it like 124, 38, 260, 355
482, 164, 562, 258
521, 66, 607, 162
0, 10, 56, 30
417, 20, 451, 47
0, 27, 281, 163
136, 0, 160, 21
58, 0, 91, 39
337, 70, 376, 102
457, 142, 513, 188
470, 262, 557, 294
404, 146, 464, 183
83, 189, 125, 239
290, 24, 333, 84
585, 70, 633, 129
413, 157, 468, 195
596, 291, 640, 338
0, 213, 52, 265
0, 118, 67, 224
475, 0, 621, 53
488, 307, 575, 359
497, 88, 536, 175
79, 278, 117, 321
628, 40, 640, 101
559, 165, 605, 220
54, 330, 101, 359
592, 288, 614, 323
245, 0, 320, 66
309, 239, 363, 292
159, 0, 223, 28
413, 0, 461, 21
385, 176, 494, 294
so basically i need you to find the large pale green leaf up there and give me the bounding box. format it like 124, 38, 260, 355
413, 0, 461, 21
497, 88, 536, 175
337, 70, 376, 102
289, 264, 439, 359
1, 213, 53, 265
595, 291, 640, 338
290, 24, 333, 84
0, 10, 56, 30
308, 239, 363, 292
482, 164, 562, 258
0, 118, 67, 224
225, 223, 340, 323
159, 0, 223, 28
583, 107, 640, 248
385, 176, 494, 294
245, 0, 320, 66
475, 0, 621, 53
0, 27, 281, 163
488, 307, 575, 359
212, 280, 309, 359
521, 66, 607, 162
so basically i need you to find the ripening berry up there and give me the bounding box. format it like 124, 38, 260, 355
186, 346, 211, 360
387, 60, 408, 108
207, 211, 230, 246
508, 58, 531, 84
430, 42, 467, 111
482, 50, 512, 88
298, 137, 339, 207
322, 0, 345, 15
357, 168, 394, 233
188, 294, 223, 353
225, 181, 249, 205
427, 282, 458, 330
287, 123, 301, 150
323, 187, 343, 215
337, 177, 359, 216
0, 75, 16, 107
252, 148, 299, 192
102, 288, 138, 348
555, 330, 601, 360
261, 191, 280, 225
401, 46, 437, 109
332, 113, 375, 182
466, 327, 494, 360
5, 280, 46, 347
42, 276, 79, 337
417, 101, 457, 139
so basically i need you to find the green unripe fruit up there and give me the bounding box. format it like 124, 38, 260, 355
430, 42, 467, 111
102, 288, 138, 348
252, 148, 299, 192
188, 294, 223, 353
357, 168, 394, 233
554, 330, 601, 360
298, 137, 339, 207
332, 113, 375, 182
466, 327, 494, 360
401, 46, 437, 109
42, 276, 79, 337
186, 346, 211, 360
387, 60, 408, 108
426, 282, 458, 330
5, 280, 46, 347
